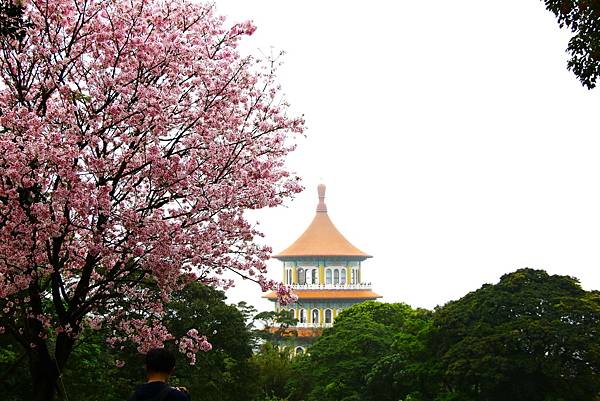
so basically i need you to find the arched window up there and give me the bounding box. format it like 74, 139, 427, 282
325, 309, 332, 324
351, 268, 357, 284
333, 269, 340, 285
289, 309, 295, 320
287, 269, 292, 284
311, 269, 318, 284
326, 269, 332, 285
299, 309, 306, 323
312, 309, 319, 324
298, 268, 305, 285
340, 268, 346, 285
295, 346, 304, 355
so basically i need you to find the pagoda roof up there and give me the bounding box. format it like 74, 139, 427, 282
274, 184, 371, 259
264, 289, 382, 300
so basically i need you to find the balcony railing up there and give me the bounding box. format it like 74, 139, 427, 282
292, 322, 333, 329
290, 283, 372, 290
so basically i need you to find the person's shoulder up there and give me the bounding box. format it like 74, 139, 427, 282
167, 388, 190, 401
127, 383, 158, 401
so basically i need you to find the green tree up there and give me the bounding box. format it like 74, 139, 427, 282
251, 342, 295, 401
0, 334, 33, 401
1, 282, 260, 401
542, 0, 600, 89
364, 313, 434, 401
287, 301, 430, 401
429, 268, 600, 401
60, 330, 141, 401
162, 283, 259, 401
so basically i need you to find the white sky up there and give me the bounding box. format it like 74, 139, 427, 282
214, 0, 600, 311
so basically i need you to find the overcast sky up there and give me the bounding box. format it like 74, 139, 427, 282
214, 0, 600, 311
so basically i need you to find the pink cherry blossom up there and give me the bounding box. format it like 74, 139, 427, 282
178, 329, 213, 366
0, 0, 304, 399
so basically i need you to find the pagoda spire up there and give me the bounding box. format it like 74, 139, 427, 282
316, 183, 327, 213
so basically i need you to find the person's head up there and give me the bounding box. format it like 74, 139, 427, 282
145, 347, 176, 375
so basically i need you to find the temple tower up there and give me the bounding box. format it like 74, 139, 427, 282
265, 184, 381, 351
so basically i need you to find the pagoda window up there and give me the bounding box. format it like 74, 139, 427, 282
325, 309, 332, 324
299, 309, 307, 323
326, 269, 332, 285
310, 269, 318, 284
286, 269, 292, 284
340, 268, 346, 285
289, 309, 295, 320
298, 268, 306, 285
333, 269, 340, 285
312, 309, 319, 323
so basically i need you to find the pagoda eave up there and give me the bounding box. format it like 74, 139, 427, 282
263, 289, 382, 301
273, 254, 372, 261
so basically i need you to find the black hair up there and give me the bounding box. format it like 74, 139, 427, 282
145, 347, 176, 374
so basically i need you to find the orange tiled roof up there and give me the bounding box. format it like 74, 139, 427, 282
264, 289, 382, 300
274, 184, 370, 258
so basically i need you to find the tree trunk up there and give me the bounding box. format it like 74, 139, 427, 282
29, 334, 74, 401
29, 347, 60, 401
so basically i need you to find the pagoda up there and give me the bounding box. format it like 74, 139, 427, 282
265, 184, 381, 351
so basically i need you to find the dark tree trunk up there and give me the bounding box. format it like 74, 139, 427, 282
29, 347, 60, 401
29, 334, 74, 401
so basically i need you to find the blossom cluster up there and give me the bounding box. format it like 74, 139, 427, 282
178, 329, 213, 365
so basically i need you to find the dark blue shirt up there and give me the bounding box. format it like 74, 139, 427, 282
127, 381, 190, 401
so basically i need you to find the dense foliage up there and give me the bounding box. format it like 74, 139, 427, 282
289, 269, 600, 401
288, 302, 432, 401
428, 268, 600, 401
542, 0, 600, 88
2, 268, 599, 401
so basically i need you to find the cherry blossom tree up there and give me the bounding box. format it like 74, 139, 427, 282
0, 0, 303, 399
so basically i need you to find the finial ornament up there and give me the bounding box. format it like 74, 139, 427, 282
316, 183, 327, 212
